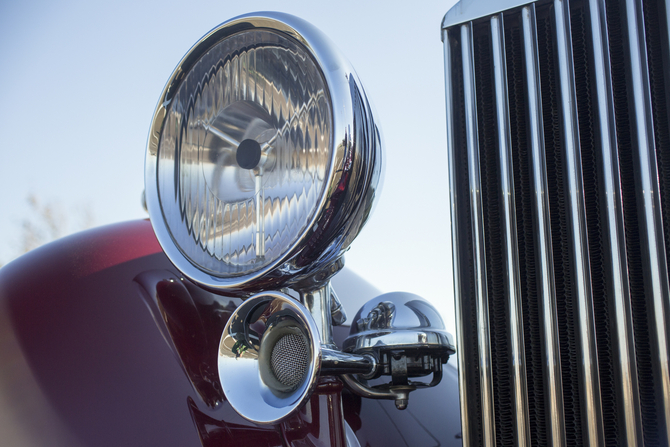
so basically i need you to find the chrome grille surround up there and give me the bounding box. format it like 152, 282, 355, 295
443, 0, 670, 445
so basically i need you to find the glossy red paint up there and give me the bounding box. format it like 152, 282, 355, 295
281, 378, 346, 447
0, 220, 462, 446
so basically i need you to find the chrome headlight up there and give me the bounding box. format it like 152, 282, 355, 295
145, 13, 382, 291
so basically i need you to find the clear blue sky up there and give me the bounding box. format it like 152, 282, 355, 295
0, 0, 457, 331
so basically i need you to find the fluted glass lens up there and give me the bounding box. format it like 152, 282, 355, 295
156, 30, 332, 276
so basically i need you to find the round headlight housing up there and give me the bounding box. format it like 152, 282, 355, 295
145, 13, 382, 291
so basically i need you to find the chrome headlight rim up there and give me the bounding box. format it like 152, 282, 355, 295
145, 12, 382, 291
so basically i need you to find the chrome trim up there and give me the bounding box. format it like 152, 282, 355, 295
521, 6, 566, 446
320, 349, 376, 376
145, 12, 382, 292
443, 26, 473, 447
445, 0, 670, 444
342, 292, 455, 355
461, 22, 496, 447
300, 282, 335, 347
624, 0, 670, 437
442, 0, 532, 30
553, 1, 605, 444
340, 292, 453, 409
340, 374, 412, 409
588, 0, 643, 444
490, 13, 530, 446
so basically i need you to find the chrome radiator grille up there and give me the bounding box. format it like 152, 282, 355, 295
442, 0, 670, 445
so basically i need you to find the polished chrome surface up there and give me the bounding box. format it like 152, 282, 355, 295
341, 292, 453, 410
218, 291, 321, 424
461, 22, 496, 447
490, 13, 530, 447
588, 0, 643, 444
444, 0, 670, 445
442, 0, 532, 30
342, 292, 455, 354
300, 282, 335, 347
624, 0, 670, 437
553, 1, 605, 445
320, 348, 376, 376
521, 6, 567, 446
146, 12, 382, 291
443, 25, 472, 447
340, 374, 412, 410
217, 285, 389, 423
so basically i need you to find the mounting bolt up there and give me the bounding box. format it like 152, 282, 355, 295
395, 398, 408, 410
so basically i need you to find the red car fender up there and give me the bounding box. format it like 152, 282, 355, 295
0, 220, 462, 446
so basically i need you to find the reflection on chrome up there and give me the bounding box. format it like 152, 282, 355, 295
218, 291, 322, 424
342, 292, 455, 410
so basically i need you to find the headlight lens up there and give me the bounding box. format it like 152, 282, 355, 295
156, 30, 332, 277
146, 13, 383, 291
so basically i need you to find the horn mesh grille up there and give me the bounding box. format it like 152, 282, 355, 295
271, 333, 309, 389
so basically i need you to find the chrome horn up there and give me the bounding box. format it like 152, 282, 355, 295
219, 289, 455, 423
218, 290, 376, 424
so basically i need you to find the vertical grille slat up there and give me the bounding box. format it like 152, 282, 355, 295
520, 5, 568, 446
443, 0, 670, 444
551, 1, 606, 445
646, 0, 670, 275
584, 0, 644, 445
506, 11, 547, 447
643, 0, 670, 439
490, 13, 531, 447
444, 24, 484, 447
621, 0, 670, 440
603, 0, 662, 444
535, 5, 587, 444
474, 18, 514, 447
461, 22, 497, 447
443, 26, 471, 447
569, 2, 619, 445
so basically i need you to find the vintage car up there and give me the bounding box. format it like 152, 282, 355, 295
4, 0, 670, 445
443, 0, 670, 445
0, 11, 461, 447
